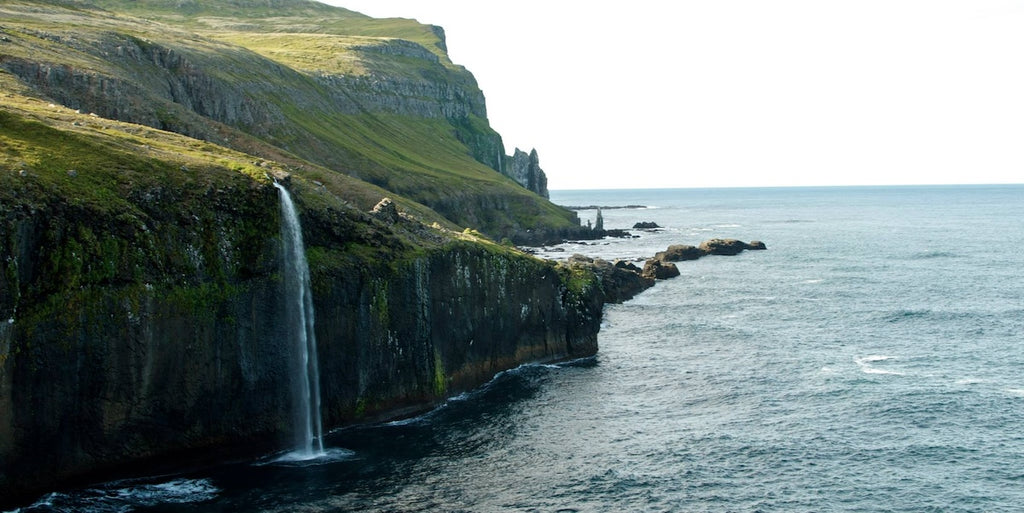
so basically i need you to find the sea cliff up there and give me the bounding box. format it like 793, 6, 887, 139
0, 0, 603, 505
0, 163, 602, 504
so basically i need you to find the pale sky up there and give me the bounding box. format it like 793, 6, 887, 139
324, 1, 1024, 189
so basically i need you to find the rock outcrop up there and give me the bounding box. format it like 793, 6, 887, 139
642, 258, 681, 280
568, 239, 769, 304
502, 148, 550, 198
370, 197, 400, 223
698, 238, 768, 256
633, 222, 661, 229
568, 255, 653, 304
655, 244, 703, 262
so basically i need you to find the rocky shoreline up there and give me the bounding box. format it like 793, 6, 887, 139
564, 238, 767, 304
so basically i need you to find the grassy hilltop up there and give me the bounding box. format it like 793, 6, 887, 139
0, 0, 580, 238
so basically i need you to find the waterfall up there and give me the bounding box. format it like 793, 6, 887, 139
273, 182, 324, 459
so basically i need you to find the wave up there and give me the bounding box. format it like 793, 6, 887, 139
882, 310, 931, 322
855, 355, 904, 376
955, 378, 988, 385
908, 250, 959, 260
17, 478, 218, 513
879, 309, 985, 324
259, 447, 357, 467
857, 355, 895, 363
1005, 388, 1024, 397
764, 219, 814, 224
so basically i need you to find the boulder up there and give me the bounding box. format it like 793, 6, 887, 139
568, 254, 594, 265
698, 238, 751, 256
747, 240, 767, 250
371, 197, 400, 223
613, 259, 643, 273
655, 244, 702, 262
632, 221, 660, 229
642, 258, 680, 280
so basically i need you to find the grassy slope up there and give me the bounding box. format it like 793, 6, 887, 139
0, 0, 578, 236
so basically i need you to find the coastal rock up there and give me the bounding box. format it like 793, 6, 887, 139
502, 148, 549, 198
632, 221, 660, 229
642, 258, 681, 280
596, 259, 654, 304
613, 259, 643, 273
565, 255, 654, 304
655, 244, 702, 262
699, 238, 753, 256
748, 240, 767, 250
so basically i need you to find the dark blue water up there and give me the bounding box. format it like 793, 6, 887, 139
13, 185, 1024, 512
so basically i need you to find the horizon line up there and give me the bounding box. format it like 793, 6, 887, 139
549, 182, 1024, 192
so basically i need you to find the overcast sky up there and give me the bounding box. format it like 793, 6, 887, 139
324, 1, 1024, 190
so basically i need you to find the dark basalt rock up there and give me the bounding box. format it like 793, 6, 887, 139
632, 221, 660, 229
698, 238, 753, 256
655, 244, 702, 262
568, 255, 653, 304
642, 258, 681, 280
561, 238, 767, 307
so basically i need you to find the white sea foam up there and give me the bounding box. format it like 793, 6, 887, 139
264, 447, 356, 467
955, 378, 987, 385
17, 478, 220, 513
857, 355, 894, 363
109, 478, 219, 505
1005, 388, 1024, 397
802, 279, 824, 284
855, 355, 904, 375
860, 367, 904, 375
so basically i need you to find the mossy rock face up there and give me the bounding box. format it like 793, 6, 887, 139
311, 241, 602, 428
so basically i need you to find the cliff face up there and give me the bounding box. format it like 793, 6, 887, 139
0, 166, 601, 505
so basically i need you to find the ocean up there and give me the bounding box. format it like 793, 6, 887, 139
12, 185, 1024, 512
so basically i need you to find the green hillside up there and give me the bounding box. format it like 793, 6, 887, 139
0, 0, 581, 238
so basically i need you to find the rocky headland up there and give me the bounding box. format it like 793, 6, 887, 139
566, 239, 768, 304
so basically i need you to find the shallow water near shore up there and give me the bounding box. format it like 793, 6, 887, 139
12, 185, 1024, 512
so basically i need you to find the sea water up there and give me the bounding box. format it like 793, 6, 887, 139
12, 185, 1024, 512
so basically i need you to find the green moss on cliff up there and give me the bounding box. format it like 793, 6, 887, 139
432, 349, 447, 396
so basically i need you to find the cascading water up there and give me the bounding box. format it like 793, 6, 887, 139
273, 181, 325, 459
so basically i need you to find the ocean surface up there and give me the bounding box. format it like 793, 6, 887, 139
12, 185, 1024, 512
